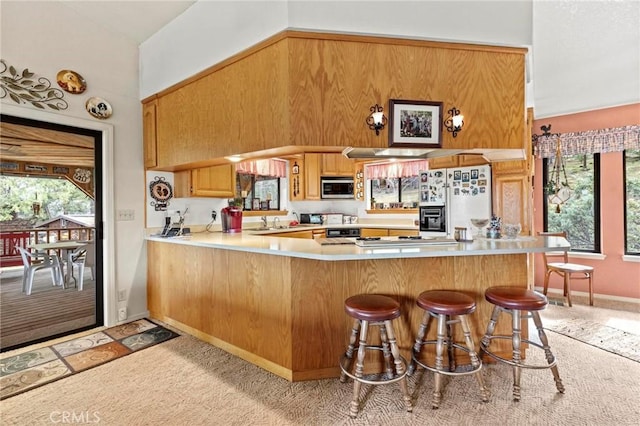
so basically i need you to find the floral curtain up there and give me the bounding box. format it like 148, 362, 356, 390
235, 159, 287, 177
534, 124, 640, 158
366, 160, 428, 179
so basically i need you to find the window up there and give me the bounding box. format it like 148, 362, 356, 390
237, 173, 280, 210
366, 160, 426, 209
370, 177, 419, 208
543, 154, 601, 252
624, 149, 640, 255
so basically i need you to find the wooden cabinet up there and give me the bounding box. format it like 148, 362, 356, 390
173, 164, 236, 198
321, 154, 353, 176
492, 108, 534, 236
427, 156, 459, 169
270, 230, 313, 239
388, 229, 419, 237
360, 228, 389, 237
142, 100, 157, 169
428, 155, 488, 170
493, 173, 531, 236
145, 31, 525, 170
304, 154, 321, 200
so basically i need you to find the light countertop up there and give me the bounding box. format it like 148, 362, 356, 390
145, 231, 570, 261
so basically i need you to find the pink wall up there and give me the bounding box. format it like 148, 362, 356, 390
533, 103, 640, 301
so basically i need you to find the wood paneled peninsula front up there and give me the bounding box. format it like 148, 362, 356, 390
146, 232, 569, 381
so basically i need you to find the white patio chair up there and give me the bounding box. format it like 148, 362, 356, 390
17, 246, 64, 295
69, 241, 95, 290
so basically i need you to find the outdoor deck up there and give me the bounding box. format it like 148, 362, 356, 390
0, 266, 96, 351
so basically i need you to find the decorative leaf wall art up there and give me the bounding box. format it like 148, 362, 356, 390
0, 59, 68, 110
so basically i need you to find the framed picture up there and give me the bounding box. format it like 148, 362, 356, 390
252, 198, 260, 210
471, 169, 479, 179
388, 99, 443, 147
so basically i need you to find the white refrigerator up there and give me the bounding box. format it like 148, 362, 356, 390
418, 165, 492, 237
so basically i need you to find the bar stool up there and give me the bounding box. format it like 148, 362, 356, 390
407, 290, 489, 409
479, 286, 565, 401
339, 294, 413, 418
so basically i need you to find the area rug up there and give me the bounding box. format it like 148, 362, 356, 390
0, 319, 179, 400
544, 318, 640, 363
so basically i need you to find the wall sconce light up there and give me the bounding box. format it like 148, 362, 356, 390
366, 104, 387, 135
444, 107, 464, 137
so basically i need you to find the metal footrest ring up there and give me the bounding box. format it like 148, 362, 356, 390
412, 340, 483, 377
340, 345, 408, 386
481, 335, 558, 370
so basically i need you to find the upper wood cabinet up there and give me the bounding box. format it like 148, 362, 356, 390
427, 156, 459, 170
304, 154, 321, 200
173, 164, 236, 198
321, 154, 353, 176
142, 100, 157, 169
427, 155, 488, 170
143, 31, 526, 170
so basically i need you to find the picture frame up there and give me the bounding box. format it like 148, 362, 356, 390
252, 198, 260, 210
471, 169, 479, 179
388, 99, 443, 147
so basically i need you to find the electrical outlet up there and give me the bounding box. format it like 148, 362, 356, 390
118, 290, 127, 301
118, 308, 127, 321
211, 210, 217, 221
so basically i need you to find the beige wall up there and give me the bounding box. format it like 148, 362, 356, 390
1, 1, 148, 322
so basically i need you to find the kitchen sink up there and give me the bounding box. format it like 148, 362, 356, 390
254, 226, 291, 231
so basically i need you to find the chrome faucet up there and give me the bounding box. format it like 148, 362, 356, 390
273, 217, 280, 229
260, 216, 268, 229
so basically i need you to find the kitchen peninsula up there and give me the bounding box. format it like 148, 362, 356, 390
146, 231, 569, 381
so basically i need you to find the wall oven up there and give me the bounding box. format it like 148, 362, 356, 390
419, 205, 447, 234
321, 177, 354, 199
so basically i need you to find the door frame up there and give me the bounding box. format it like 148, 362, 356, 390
2, 103, 117, 326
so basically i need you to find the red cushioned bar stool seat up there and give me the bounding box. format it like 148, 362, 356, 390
408, 290, 489, 409
339, 294, 413, 418
479, 286, 565, 401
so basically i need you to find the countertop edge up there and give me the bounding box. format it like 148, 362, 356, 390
145, 234, 570, 261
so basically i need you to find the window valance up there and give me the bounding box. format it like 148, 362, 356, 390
236, 159, 287, 177
366, 160, 428, 179
533, 125, 640, 158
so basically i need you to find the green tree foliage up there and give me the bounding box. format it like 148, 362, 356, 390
625, 150, 640, 253
0, 176, 93, 221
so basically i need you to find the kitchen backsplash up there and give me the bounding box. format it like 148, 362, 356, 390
145, 172, 416, 229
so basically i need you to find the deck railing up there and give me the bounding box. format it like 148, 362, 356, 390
0, 227, 95, 267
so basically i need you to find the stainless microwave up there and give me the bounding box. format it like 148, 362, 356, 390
321, 177, 354, 199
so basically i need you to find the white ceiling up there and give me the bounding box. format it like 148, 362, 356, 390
58, 0, 197, 45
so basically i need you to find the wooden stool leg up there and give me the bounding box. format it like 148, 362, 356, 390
340, 319, 360, 383
588, 272, 594, 306
432, 313, 447, 409
564, 273, 572, 307
480, 306, 501, 358
446, 318, 456, 372
511, 309, 522, 402
349, 320, 369, 418
408, 310, 432, 375
532, 312, 565, 393
379, 323, 394, 379
384, 320, 413, 412
459, 315, 489, 402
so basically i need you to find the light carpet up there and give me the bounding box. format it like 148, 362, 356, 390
1, 325, 639, 425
